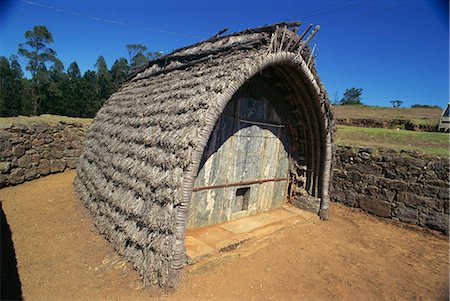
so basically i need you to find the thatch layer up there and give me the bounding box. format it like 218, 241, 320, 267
74, 22, 335, 287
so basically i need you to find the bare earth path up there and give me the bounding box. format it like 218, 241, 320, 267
0, 171, 448, 301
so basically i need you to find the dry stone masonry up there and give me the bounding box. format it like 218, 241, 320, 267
332, 147, 449, 233
1, 119, 447, 236
0, 121, 87, 187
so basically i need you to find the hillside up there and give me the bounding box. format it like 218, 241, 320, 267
0, 112, 448, 157
333, 105, 442, 131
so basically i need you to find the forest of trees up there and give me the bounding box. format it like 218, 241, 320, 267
0, 25, 162, 118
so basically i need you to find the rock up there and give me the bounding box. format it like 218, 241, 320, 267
12, 145, 25, 157
365, 185, 379, 196
9, 168, 24, 185
0, 136, 12, 152
37, 159, 50, 175
0, 130, 12, 141
362, 174, 377, 186
32, 138, 45, 147
66, 157, 79, 169
64, 149, 78, 157
31, 153, 41, 165
426, 211, 449, 233
34, 124, 47, 133
397, 192, 440, 209
53, 150, 64, 159
396, 205, 418, 224
385, 170, 397, 179
44, 136, 54, 144
438, 188, 449, 200
359, 197, 391, 217
17, 154, 32, 168
50, 159, 66, 173
24, 167, 38, 180
23, 140, 32, 150
41, 150, 52, 160
382, 188, 396, 202
348, 170, 361, 183
0, 174, 7, 187
0, 162, 11, 174
11, 124, 28, 132
358, 151, 371, 160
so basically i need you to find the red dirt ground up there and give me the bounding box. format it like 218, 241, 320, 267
0, 171, 448, 301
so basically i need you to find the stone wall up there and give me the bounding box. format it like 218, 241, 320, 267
332, 147, 449, 233
0, 122, 88, 187
1, 120, 448, 233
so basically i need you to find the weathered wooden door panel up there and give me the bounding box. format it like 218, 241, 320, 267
187, 95, 290, 229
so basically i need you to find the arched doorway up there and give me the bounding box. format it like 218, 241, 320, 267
187, 75, 292, 228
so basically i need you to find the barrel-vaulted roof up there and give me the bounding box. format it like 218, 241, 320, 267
74, 21, 335, 288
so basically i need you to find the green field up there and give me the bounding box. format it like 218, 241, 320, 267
335, 125, 449, 156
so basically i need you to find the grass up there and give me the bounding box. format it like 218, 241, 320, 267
336, 125, 449, 156
0, 115, 93, 127
333, 105, 441, 126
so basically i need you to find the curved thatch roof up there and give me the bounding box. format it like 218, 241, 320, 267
74, 21, 335, 288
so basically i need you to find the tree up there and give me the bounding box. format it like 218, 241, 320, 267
340, 87, 363, 105
18, 25, 57, 115
67, 61, 81, 80
95, 56, 113, 106
111, 57, 130, 88
0, 56, 24, 116
390, 100, 403, 108
126, 44, 147, 68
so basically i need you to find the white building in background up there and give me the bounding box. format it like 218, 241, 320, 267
438, 103, 450, 132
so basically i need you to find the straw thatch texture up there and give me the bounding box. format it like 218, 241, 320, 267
74, 22, 335, 288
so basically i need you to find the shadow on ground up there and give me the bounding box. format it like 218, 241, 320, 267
1, 201, 22, 301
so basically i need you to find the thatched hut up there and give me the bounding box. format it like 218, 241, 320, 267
74, 21, 335, 287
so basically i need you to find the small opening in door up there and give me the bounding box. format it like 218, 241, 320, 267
233, 187, 250, 212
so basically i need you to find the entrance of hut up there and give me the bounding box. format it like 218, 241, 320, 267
187, 77, 293, 229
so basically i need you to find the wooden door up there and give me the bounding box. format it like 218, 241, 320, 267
187, 94, 290, 229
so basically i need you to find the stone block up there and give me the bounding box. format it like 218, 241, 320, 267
12, 145, 25, 157
53, 150, 64, 159
0, 174, 7, 187
396, 205, 418, 224
379, 178, 407, 191
0, 130, 12, 141
41, 150, 52, 160
365, 185, 379, 196
426, 211, 449, 233
9, 168, 24, 185
37, 159, 50, 175
24, 167, 38, 180
17, 154, 32, 168
382, 188, 396, 202
66, 157, 79, 169
0, 162, 11, 174
44, 136, 54, 144
50, 159, 66, 173
31, 153, 41, 165
354, 163, 383, 176
64, 149, 78, 157
397, 192, 439, 209
362, 174, 378, 186
385, 170, 397, 179
359, 197, 391, 217
348, 170, 361, 183
0, 139, 11, 152
438, 188, 449, 200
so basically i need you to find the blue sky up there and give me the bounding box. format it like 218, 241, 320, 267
1, 0, 448, 108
